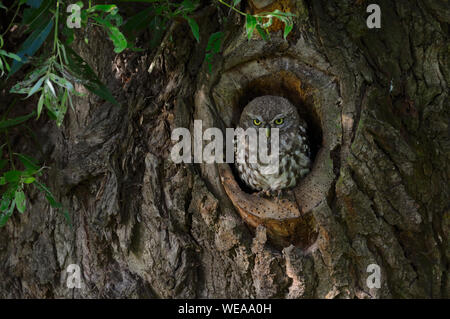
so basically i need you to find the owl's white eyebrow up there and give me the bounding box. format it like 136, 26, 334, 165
247, 113, 263, 121
272, 114, 286, 120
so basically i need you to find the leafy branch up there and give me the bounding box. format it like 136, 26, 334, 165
218, 0, 296, 40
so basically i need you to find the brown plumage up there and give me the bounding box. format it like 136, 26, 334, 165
235, 95, 311, 193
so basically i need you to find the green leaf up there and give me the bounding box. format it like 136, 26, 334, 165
233, 0, 241, 6
32, 175, 70, 223
37, 93, 44, 118
256, 24, 268, 41
206, 32, 223, 53
283, 22, 293, 40
44, 89, 58, 120
34, 181, 62, 209
274, 15, 288, 24
262, 16, 273, 28
205, 52, 213, 73
0, 57, 4, 76
2, 56, 10, 72
0, 196, 10, 211
0, 112, 35, 130
49, 73, 74, 91
23, 177, 35, 184
45, 78, 56, 97
45, 194, 62, 208
109, 26, 128, 53
67, 90, 75, 111
62, 24, 75, 45
92, 16, 127, 53
26, 75, 46, 98
62, 208, 71, 226
34, 180, 50, 194
16, 153, 39, 170
245, 14, 257, 41
4, 170, 22, 183
186, 17, 200, 43
0, 200, 15, 227
56, 89, 68, 126
15, 190, 26, 213
270, 9, 296, 17
9, 18, 53, 76
10, 65, 49, 93
180, 0, 196, 12
205, 32, 223, 73
46, 108, 57, 120
0, 49, 22, 62
64, 46, 119, 106
59, 43, 69, 65
105, 11, 123, 27
87, 4, 118, 14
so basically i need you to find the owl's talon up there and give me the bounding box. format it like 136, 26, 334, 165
255, 190, 271, 198
275, 189, 285, 204
275, 189, 296, 204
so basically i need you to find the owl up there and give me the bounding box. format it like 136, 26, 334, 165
235, 95, 311, 194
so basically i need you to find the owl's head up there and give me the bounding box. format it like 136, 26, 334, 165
239, 96, 302, 133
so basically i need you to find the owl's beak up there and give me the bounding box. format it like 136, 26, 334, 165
266, 127, 271, 138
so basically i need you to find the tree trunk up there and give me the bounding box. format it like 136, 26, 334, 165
0, 0, 448, 298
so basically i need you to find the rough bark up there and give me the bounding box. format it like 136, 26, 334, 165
0, 0, 448, 298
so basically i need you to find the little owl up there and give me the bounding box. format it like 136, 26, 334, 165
235, 95, 311, 194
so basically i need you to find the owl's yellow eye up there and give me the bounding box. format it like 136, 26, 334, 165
253, 119, 262, 126
275, 118, 284, 125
